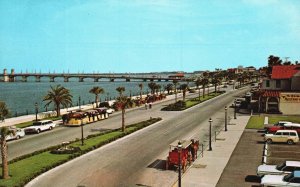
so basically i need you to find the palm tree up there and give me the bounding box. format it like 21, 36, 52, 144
0, 101, 9, 121
155, 84, 161, 95
0, 127, 14, 179
138, 83, 143, 99
148, 82, 157, 95
116, 87, 125, 97
89, 86, 104, 108
43, 85, 73, 117
195, 78, 202, 101
180, 84, 189, 102
115, 96, 134, 132
173, 80, 179, 102
211, 75, 221, 93
164, 83, 173, 95
200, 78, 208, 97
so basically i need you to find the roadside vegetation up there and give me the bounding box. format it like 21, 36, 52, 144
269, 116, 300, 124
0, 117, 161, 187
246, 115, 300, 129
161, 91, 225, 111
246, 116, 265, 129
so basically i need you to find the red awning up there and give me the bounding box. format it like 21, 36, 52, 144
262, 90, 280, 97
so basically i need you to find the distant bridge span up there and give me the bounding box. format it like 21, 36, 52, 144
0, 69, 190, 83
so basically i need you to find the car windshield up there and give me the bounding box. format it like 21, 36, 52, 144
276, 163, 286, 170
32, 122, 42, 126
284, 173, 293, 182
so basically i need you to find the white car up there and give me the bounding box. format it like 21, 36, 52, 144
3, 126, 25, 141
105, 108, 115, 114
24, 120, 56, 134
261, 171, 300, 186
257, 161, 300, 176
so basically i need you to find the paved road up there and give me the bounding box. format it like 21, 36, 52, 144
7, 87, 228, 160
26, 87, 249, 187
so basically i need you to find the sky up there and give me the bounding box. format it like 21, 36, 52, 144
0, 0, 300, 73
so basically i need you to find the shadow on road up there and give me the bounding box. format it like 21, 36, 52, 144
245, 175, 261, 183
147, 159, 166, 170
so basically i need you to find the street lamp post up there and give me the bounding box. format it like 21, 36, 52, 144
35, 102, 38, 121
79, 96, 81, 110
225, 106, 228, 131
81, 119, 84, 146
178, 141, 182, 187
209, 118, 212, 151
234, 99, 237, 119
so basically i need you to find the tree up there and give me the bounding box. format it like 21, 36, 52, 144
116, 87, 125, 97
115, 96, 134, 132
200, 77, 209, 97
173, 80, 179, 102
267, 55, 282, 74
180, 84, 189, 102
195, 78, 202, 101
211, 75, 221, 93
138, 83, 143, 99
43, 85, 73, 117
155, 84, 161, 95
164, 83, 173, 95
89, 87, 104, 108
148, 82, 157, 95
0, 127, 14, 179
0, 101, 9, 121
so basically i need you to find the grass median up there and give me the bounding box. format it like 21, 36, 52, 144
0, 117, 161, 187
161, 91, 225, 111
246, 116, 265, 129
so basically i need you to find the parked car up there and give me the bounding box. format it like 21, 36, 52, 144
266, 123, 300, 134
261, 171, 300, 186
24, 120, 56, 134
265, 130, 299, 145
2, 126, 25, 141
234, 100, 242, 108
257, 161, 300, 176
264, 121, 292, 129
105, 107, 115, 114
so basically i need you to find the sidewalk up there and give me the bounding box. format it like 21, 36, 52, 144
174, 115, 250, 187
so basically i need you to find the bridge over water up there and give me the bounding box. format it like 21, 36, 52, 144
1, 69, 189, 83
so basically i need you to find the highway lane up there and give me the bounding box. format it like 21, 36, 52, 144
7, 87, 220, 160
26, 87, 249, 187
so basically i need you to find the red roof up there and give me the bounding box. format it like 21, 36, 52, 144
271, 65, 300, 79
262, 90, 280, 97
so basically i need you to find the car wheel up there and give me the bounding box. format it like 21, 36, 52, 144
266, 139, 272, 144
16, 135, 20, 140
37, 129, 41, 134
287, 139, 294, 145
49, 126, 53, 130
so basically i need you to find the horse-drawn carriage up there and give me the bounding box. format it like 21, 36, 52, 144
166, 139, 199, 172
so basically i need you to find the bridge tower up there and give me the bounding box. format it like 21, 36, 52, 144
9, 69, 15, 82
3, 69, 9, 82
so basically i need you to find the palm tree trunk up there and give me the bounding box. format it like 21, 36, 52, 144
121, 109, 125, 132
95, 95, 99, 108
183, 91, 186, 102
56, 104, 60, 117
215, 85, 217, 93
1, 138, 9, 179
202, 86, 205, 97
198, 88, 201, 101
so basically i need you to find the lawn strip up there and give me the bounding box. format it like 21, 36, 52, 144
246, 116, 265, 129
161, 91, 225, 111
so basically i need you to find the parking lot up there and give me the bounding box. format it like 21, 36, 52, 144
216, 127, 300, 187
